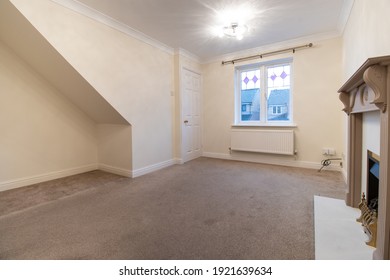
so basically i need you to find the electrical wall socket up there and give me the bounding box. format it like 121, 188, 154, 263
322, 148, 336, 156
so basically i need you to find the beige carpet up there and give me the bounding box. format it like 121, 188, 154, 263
0, 158, 346, 259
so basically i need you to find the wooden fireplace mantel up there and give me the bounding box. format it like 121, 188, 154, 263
339, 56, 390, 114
338, 55, 390, 260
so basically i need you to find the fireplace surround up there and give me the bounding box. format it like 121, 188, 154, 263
338, 56, 390, 260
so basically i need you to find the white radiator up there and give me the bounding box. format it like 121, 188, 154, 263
230, 129, 294, 155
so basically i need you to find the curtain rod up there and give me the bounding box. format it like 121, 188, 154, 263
221, 43, 313, 65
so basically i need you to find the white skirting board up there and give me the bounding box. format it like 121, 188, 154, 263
131, 159, 178, 178
0, 159, 178, 192
202, 152, 341, 171
314, 195, 375, 259
0, 164, 98, 192
98, 164, 132, 177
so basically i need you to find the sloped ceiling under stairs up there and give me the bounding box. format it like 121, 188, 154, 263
0, 0, 129, 125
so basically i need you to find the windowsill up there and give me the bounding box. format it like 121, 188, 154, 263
231, 123, 298, 128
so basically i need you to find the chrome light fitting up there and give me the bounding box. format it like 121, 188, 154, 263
221, 22, 248, 40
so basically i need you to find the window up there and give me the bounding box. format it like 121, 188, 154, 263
235, 59, 292, 125
272, 106, 282, 115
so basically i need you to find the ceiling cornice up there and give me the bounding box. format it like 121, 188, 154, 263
51, 0, 174, 55
337, 0, 355, 34
174, 48, 201, 63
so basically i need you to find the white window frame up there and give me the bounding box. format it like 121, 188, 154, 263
234, 58, 295, 127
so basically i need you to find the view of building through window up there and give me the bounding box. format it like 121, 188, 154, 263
238, 62, 291, 123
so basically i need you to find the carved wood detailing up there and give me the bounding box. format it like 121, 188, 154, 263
359, 85, 368, 106
363, 65, 387, 112
339, 91, 351, 115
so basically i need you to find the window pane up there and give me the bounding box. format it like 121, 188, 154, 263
240, 69, 260, 121
241, 69, 260, 90
241, 88, 260, 121
267, 64, 290, 121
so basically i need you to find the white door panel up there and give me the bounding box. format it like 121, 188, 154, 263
182, 69, 201, 162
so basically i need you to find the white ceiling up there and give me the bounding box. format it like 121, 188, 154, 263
58, 0, 354, 61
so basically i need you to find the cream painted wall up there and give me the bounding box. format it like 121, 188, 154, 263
342, 0, 390, 80
11, 0, 174, 172
202, 61, 235, 155
202, 38, 343, 169
98, 124, 132, 176
0, 0, 128, 126
0, 40, 98, 191
341, 0, 390, 177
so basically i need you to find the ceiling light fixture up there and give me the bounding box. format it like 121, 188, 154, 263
213, 4, 254, 41
221, 22, 248, 40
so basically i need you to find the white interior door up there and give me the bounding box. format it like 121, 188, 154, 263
182, 68, 202, 162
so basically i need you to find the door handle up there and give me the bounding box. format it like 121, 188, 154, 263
184, 120, 189, 124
